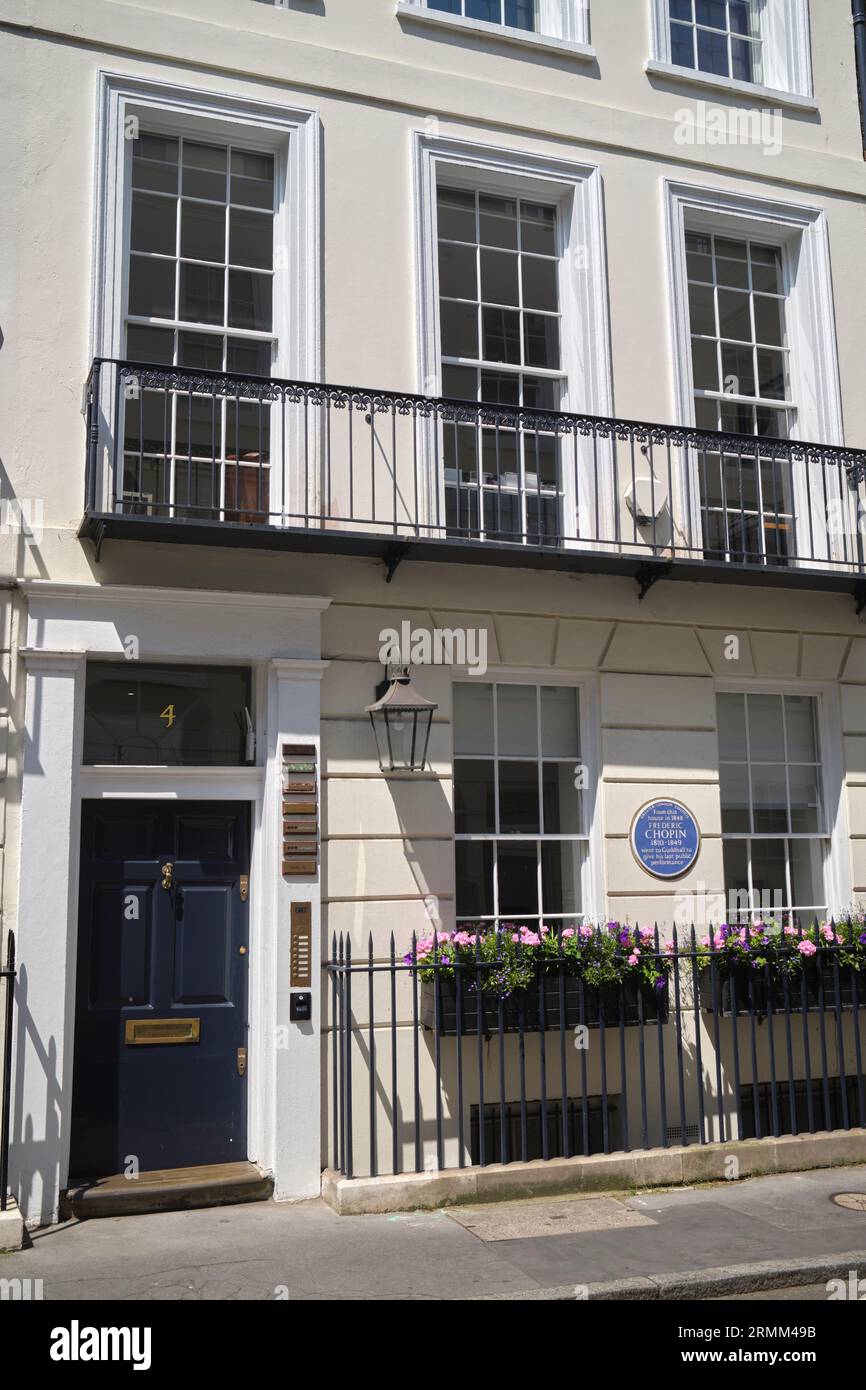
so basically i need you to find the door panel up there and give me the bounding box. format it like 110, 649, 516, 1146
70, 800, 250, 1179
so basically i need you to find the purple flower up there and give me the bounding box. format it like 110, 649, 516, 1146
859, 933, 866, 946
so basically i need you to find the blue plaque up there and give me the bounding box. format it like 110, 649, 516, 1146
630, 799, 700, 880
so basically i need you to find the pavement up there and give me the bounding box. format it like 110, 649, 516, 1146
2, 1165, 866, 1301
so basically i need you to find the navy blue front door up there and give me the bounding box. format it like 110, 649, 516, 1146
70, 800, 250, 1178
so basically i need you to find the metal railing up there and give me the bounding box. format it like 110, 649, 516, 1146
83, 359, 866, 585
325, 928, 866, 1180
1, 932, 15, 1212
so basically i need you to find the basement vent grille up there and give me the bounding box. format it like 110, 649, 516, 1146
666, 1124, 701, 1143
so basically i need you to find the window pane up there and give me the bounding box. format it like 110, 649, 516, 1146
751, 246, 782, 294
228, 270, 273, 331
688, 282, 716, 335
178, 331, 223, 371
453, 682, 494, 754
479, 195, 518, 250
442, 364, 478, 401
541, 841, 583, 917
789, 838, 825, 911
718, 289, 751, 341
722, 838, 750, 919
182, 141, 227, 201
497, 841, 538, 917
230, 208, 273, 270
523, 313, 560, 369
467, 0, 500, 22
719, 763, 751, 832
454, 759, 495, 833
542, 763, 582, 834
481, 249, 519, 306
132, 134, 179, 194
131, 192, 176, 255
785, 696, 818, 763
181, 200, 225, 263
441, 300, 479, 358
456, 841, 494, 917
499, 761, 540, 833
483, 307, 521, 363
671, 20, 695, 67
83, 662, 251, 766
129, 256, 176, 319
788, 764, 821, 833
520, 204, 556, 256
438, 187, 476, 242
750, 839, 787, 913
227, 338, 272, 376
497, 685, 537, 756
522, 256, 558, 312
696, 0, 726, 28
753, 296, 784, 346
180, 263, 224, 325
541, 686, 579, 757
751, 763, 789, 833
691, 338, 719, 391
717, 689, 745, 756
721, 343, 756, 396
439, 242, 477, 300
126, 324, 174, 365
505, 0, 535, 31
697, 26, 730, 76
756, 349, 786, 399
230, 149, 274, 210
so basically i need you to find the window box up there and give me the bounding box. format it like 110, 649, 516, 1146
699, 961, 864, 1017
420, 973, 668, 1035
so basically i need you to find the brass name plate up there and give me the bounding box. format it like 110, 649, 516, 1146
125, 1018, 201, 1046
291, 902, 312, 988
283, 801, 316, 816
283, 818, 318, 835
282, 860, 317, 876
283, 839, 318, 856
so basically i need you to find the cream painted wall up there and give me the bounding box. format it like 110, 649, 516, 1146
3, 0, 866, 1196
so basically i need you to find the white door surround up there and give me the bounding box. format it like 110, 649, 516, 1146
11, 581, 330, 1226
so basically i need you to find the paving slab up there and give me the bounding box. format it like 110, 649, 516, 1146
1, 1164, 865, 1300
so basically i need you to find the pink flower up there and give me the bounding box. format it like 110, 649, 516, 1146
701, 935, 711, 949
579, 924, 593, 938
562, 927, 576, 938
798, 940, 817, 956
627, 952, 639, 966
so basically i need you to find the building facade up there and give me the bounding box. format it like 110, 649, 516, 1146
2, 0, 866, 1225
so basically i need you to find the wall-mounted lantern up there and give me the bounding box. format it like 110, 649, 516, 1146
366, 666, 438, 772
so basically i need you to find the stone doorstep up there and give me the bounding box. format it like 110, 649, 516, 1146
0, 1196, 25, 1252
61, 1161, 274, 1220
321, 1128, 866, 1215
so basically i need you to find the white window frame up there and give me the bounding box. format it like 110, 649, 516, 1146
714, 678, 851, 920
664, 180, 844, 568
90, 72, 322, 518
648, 0, 815, 107
396, 1, 594, 62
414, 133, 614, 546
452, 671, 603, 928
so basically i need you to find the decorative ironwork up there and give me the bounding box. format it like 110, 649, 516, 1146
84, 358, 866, 589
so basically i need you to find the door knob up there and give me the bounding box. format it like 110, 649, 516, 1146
161, 862, 174, 890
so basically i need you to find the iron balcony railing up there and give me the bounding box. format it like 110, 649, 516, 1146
326, 927, 866, 1181
82, 357, 866, 596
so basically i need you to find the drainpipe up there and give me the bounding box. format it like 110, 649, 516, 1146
854, 0, 866, 154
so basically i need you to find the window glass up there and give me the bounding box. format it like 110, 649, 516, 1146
670, 0, 762, 82
453, 683, 586, 930
84, 663, 252, 766
716, 692, 827, 922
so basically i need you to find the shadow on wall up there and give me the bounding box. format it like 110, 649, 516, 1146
252, 0, 326, 15
11, 963, 65, 1226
